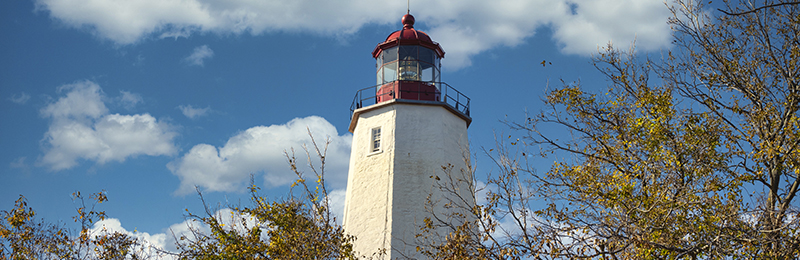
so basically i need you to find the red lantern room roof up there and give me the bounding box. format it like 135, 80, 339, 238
372, 14, 445, 58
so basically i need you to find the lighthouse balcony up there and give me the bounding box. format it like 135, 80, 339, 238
350, 81, 470, 118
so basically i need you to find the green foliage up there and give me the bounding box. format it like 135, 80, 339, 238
419, 0, 800, 259
0, 195, 72, 260
668, 0, 800, 257
1, 136, 358, 259
174, 135, 358, 259
0, 191, 149, 260
535, 48, 745, 258
174, 186, 356, 259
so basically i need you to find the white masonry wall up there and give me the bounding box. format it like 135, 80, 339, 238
343, 101, 472, 259
343, 104, 397, 258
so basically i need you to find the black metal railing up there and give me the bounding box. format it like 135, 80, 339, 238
350, 81, 470, 118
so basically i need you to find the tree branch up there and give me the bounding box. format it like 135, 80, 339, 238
718, 2, 800, 16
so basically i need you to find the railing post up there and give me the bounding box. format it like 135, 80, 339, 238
442, 84, 447, 103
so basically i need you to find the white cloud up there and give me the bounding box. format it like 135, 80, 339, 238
168, 116, 352, 195
90, 209, 266, 257
162, 218, 209, 254
41, 81, 108, 120
184, 45, 214, 67
34, 0, 672, 69
119, 90, 143, 110
551, 0, 672, 55
165, 208, 266, 253
326, 189, 347, 225
9, 92, 31, 104
423, 0, 569, 69
474, 180, 492, 206
90, 218, 171, 258
39, 80, 178, 171
178, 104, 210, 119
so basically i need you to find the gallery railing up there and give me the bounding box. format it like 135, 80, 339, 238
350, 81, 470, 118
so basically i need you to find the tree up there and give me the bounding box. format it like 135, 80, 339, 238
172, 133, 360, 259
1, 133, 362, 260
668, 0, 800, 257
0, 195, 73, 260
0, 191, 155, 260
419, 0, 800, 259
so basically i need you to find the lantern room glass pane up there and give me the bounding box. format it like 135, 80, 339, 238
378, 46, 441, 83
434, 58, 440, 79
420, 61, 433, 82
383, 47, 398, 62
376, 68, 383, 85
421, 66, 433, 82
419, 60, 433, 70
419, 47, 435, 65
399, 46, 418, 60
398, 59, 419, 81
383, 62, 397, 83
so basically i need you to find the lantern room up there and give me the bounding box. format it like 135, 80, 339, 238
349, 13, 471, 130
372, 14, 445, 102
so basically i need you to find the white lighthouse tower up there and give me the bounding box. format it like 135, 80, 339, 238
343, 13, 474, 259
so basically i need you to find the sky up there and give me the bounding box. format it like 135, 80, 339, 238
1, 0, 677, 253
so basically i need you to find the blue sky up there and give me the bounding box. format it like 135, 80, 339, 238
2, 0, 676, 252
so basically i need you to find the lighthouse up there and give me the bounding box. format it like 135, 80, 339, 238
343, 13, 474, 258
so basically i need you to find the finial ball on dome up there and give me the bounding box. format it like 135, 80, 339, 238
402, 14, 415, 29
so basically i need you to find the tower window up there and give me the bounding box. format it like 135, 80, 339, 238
371, 127, 381, 153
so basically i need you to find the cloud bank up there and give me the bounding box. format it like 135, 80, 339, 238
40, 80, 177, 171
91, 218, 170, 255
92, 208, 264, 256
34, 0, 672, 69
168, 116, 352, 195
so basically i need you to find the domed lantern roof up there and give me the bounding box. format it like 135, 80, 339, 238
372, 14, 445, 59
